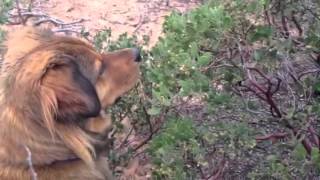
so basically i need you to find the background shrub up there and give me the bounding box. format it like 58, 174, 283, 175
99, 0, 320, 179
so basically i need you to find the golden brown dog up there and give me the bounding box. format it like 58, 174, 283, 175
0, 27, 140, 180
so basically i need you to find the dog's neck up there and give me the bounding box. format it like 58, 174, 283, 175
0, 103, 85, 166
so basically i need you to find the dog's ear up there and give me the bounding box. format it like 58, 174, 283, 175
41, 55, 101, 123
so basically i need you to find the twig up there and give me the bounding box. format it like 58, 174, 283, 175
15, 0, 27, 25
34, 18, 85, 27
298, 69, 320, 80
28, 0, 34, 11
208, 159, 226, 180
256, 132, 289, 142
235, 66, 315, 154
132, 126, 158, 152
308, 126, 320, 147
301, 4, 320, 21
241, 67, 283, 118
280, 9, 290, 38
24, 146, 37, 180
291, 11, 303, 36
188, 153, 206, 179
7, 11, 43, 25
7, 7, 86, 29
132, 109, 168, 152
264, 5, 272, 26
133, 14, 146, 33
116, 127, 134, 150
142, 106, 153, 134
52, 28, 83, 35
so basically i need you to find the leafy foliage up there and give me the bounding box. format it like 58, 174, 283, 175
0, 0, 13, 24
96, 0, 320, 179
0, 0, 12, 43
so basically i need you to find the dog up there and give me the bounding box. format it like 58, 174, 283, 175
0, 27, 141, 180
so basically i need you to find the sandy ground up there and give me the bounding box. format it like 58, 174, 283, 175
9, 0, 200, 47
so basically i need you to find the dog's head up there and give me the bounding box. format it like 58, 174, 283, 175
39, 42, 141, 124
1, 27, 140, 163
0, 27, 140, 163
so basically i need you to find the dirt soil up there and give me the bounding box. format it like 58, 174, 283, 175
25, 0, 199, 47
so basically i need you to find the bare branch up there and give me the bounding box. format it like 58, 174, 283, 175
116, 127, 134, 150
291, 10, 303, 36
256, 132, 289, 142
34, 18, 85, 27
15, 0, 26, 25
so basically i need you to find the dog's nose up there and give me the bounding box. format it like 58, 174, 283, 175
132, 48, 142, 62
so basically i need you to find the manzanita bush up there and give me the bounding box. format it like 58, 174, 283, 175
100, 0, 320, 179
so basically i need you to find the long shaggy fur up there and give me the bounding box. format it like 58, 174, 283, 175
0, 27, 140, 180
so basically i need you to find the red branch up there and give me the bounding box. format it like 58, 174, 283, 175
235, 67, 315, 154
207, 159, 226, 180
241, 68, 283, 118
256, 132, 288, 143
308, 126, 320, 148
132, 109, 167, 152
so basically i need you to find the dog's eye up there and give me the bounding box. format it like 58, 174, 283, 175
48, 63, 66, 70
52, 64, 64, 70
98, 63, 106, 76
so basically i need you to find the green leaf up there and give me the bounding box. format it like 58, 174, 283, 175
314, 82, 320, 93
311, 147, 320, 161
266, 155, 277, 161
311, 147, 320, 171
224, 70, 235, 83
189, 42, 199, 59
253, 49, 264, 61
247, 1, 259, 12
178, 79, 195, 95
294, 143, 307, 160
208, 92, 231, 105
197, 53, 212, 66
147, 106, 161, 115
249, 26, 273, 42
